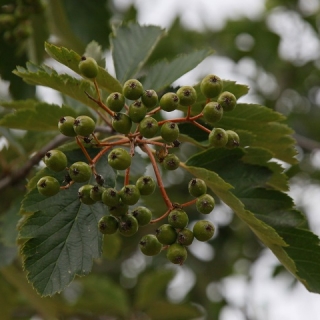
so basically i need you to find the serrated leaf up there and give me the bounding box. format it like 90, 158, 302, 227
0, 99, 38, 110
142, 49, 214, 91
45, 42, 122, 93
110, 23, 165, 83
0, 103, 76, 131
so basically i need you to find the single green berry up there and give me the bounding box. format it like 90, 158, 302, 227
73, 115, 95, 137
136, 175, 156, 196
37, 176, 60, 197
208, 128, 228, 147
188, 178, 207, 197
118, 215, 139, 237
176, 86, 197, 106
109, 201, 129, 217
78, 184, 96, 205
217, 91, 237, 112
139, 234, 162, 256
193, 220, 215, 241
123, 79, 144, 100
139, 117, 158, 138
44, 149, 67, 172
200, 74, 223, 98
131, 206, 152, 226
102, 187, 120, 206
69, 162, 92, 183
168, 209, 189, 229
159, 92, 180, 112
160, 122, 179, 143
58, 116, 77, 137
108, 148, 131, 170
156, 224, 177, 245
166, 243, 187, 265
202, 102, 223, 124
162, 153, 180, 171
106, 92, 125, 112
112, 112, 132, 134
128, 100, 147, 123
98, 215, 119, 234
225, 130, 240, 148
79, 56, 99, 79
196, 194, 215, 214
119, 185, 140, 205
177, 229, 194, 246
90, 185, 105, 202
141, 89, 158, 109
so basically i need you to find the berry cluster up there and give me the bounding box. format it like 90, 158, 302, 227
37, 56, 240, 265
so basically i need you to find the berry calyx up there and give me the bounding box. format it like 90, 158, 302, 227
139, 234, 162, 256
106, 92, 125, 112
73, 115, 95, 137
139, 117, 158, 138
196, 194, 215, 214
128, 100, 147, 123
69, 162, 92, 183
177, 229, 194, 246
156, 224, 177, 245
225, 130, 240, 148
119, 184, 140, 205
79, 56, 99, 79
131, 206, 152, 226
108, 148, 131, 170
78, 184, 96, 205
176, 86, 197, 106
102, 187, 120, 206
37, 176, 60, 197
44, 149, 67, 172
202, 101, 223, 124
159, 92, 180, 112
162, 153, 180, 171
168, 209, 189, 229
209, 128, 228, 147
123, 79, 144, 100
58, 116, 77, 137
98, 215, 119, 234
136, 175, 156, 196
188, 178, 207, 197
118, 215, 139, 237
166, 243, 187, 265
141, 89, 158, 109
193, 220, 215, 241
160, 122, 179, 143
217, 91, 237, 112
112, 112, 132, 134
200, 74, 223, 98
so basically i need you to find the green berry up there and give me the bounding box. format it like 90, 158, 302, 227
139, 117, 158, 138
139, 234, 162, 256
156, 224, 177, 245
118, 215, 139, 237
166, 243, 187, 265
200, 74, 223, 98
177, 229, 194, 246
136, 175, 156, 196
141, 89, 158, 109
160, 122, 179, 143
108, 148, 131, 170
176, 86, 197, 106
102, 187, 120, 206
131, 206, 152, 226
162, 153, 180, 171
193, 220, 215, 241
69, 162, 92, 183
196, 194, 215, 214
202, 102, 223, 124
90, 185, 105, 202
109, 201, 129, 217
225, 130, 240, 148
123, 79, 144, 100
208, 128, 228, 147
79, 56, 99, 79
119, 184, 140, 205
78, 185, 96, 205
98, 215, 119, 234
159, 92, 180, 112
188, 178, 207, 197
128, 100, 147, 123
58, 116, 77, 137
106, 92, 125, 112
112, 112, 132, 134
37, 176, 60, 197
217, 91, 237, 112
73, 115, 95, 137
44, 149, 67, 172
168, 209, 189, 229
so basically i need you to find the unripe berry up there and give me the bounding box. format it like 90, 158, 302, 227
225, 130, 240, 148
176, 86, 197, 106
98, 215, 119, 234
196, 194, 215, 214
200, 74, 223, 98
193, 220, 215, 241
209, 128, 228, 147
37, 176, 60, 197
109, 201, 129, 217
78, 184, 96, 205
162, 153, 180, 171
217, 91, 237, 112
188, 178, 207, 197
166, 243, 187, 265
112, 112, 132, 134
160, 122, 179, 143
136, 175, 156, 196
108, 148, 131, 170
168, 209, 189, 229
202, 102, 223, 124
69, 162, 91, 183
159, 92, 180, 112
118, 215, 139, 237
73, 115, 95, 137
156, 224, 177, 245
90, 185, 105, 202
44, 149, 67, 172
141, 89, 158, 109
119, 185, 140, 205
139, 234, 162, 256
102, 187, 120, 206
123, 79, 144, 100
79, 56, 99, 79
106, 92, 125, 112
139, 117, 158, 138
177, 229, 194, 246
131, 206, 152, 226
58, 116, 77, 137
128, 100, 147, 123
